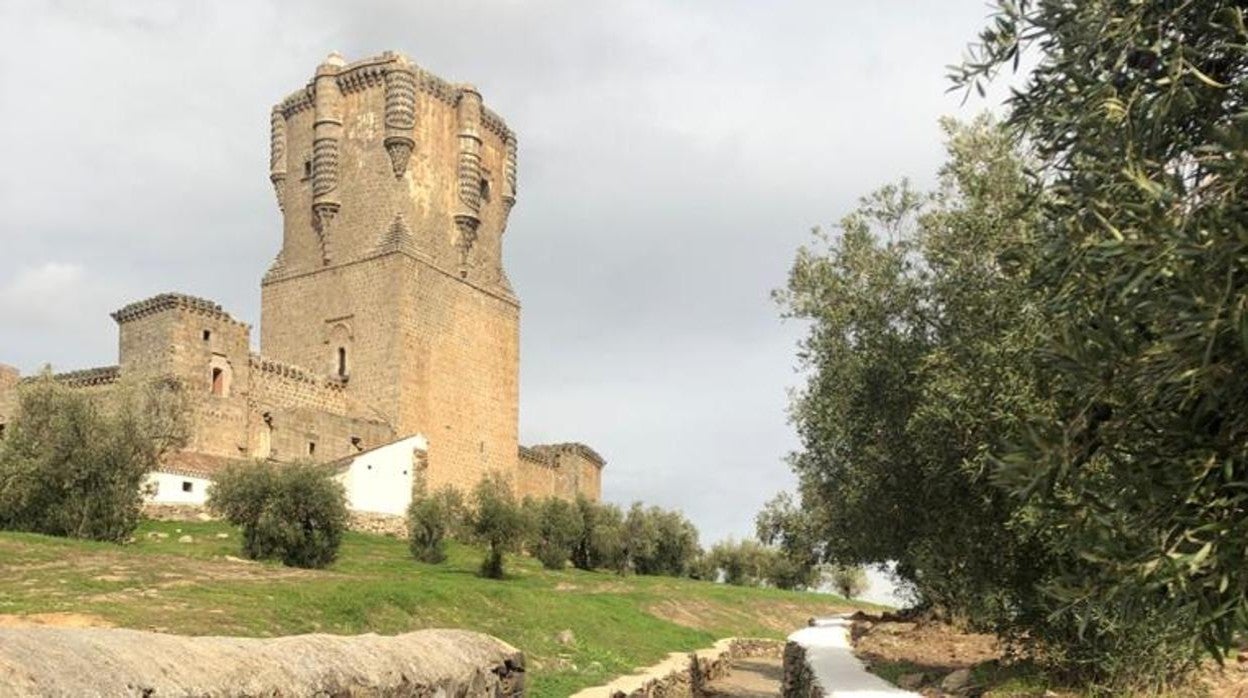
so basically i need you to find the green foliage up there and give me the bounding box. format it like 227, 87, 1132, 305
826, 565, 868, 600
685, 551, 717, 581
407, 486, 464, 564
949, 0, 1248, 686
707, 538, 770, 587
625, 504, 701, 577
571, 497, 626, 573
779, 116, 1055, 626
0, 375, 189, 542
754, 493, 820, 589
208, 461, 348, 569
565, 497, 699, 578
529, 496, 583, 570
468, 472, 528, 578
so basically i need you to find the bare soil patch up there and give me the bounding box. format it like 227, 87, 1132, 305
704, 656, 783, 697
649, 598, 853, 635
855, 617, 998, 673
0, 612, 114, 628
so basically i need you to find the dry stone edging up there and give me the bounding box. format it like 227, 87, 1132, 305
143, 503, 412, 538
570, 637, 782, 697
0, 626, 525, 697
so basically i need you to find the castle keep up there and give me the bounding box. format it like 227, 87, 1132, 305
0, 51, 604, 505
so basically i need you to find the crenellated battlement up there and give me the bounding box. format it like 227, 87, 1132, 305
111, 293, 248, 328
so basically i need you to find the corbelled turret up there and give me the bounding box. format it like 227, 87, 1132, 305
264, 51, 517, 290
260, 51, 522, 496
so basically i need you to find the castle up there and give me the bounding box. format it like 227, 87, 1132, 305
0, 51, 604, 508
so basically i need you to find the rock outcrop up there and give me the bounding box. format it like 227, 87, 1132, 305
0, 627, 525, 697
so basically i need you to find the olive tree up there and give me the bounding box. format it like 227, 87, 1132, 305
468, 472, 528, 579
209, 461, 349, 569
0, 375, 189, 542
953, 0, 1248, 684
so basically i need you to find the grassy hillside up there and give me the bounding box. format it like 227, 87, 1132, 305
0, 520, 865, 696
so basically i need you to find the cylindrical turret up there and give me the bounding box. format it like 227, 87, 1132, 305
454, 85, 483, 271
268, 108, 287, 211
384, 57, 417, 178
311, 52, 345, 259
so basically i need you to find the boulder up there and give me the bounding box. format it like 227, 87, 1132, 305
178, 535, 194, 543
940, 667, 972, 694
897, 672, 926, 690
0, 627, 525, 696
556, 628, 576, 646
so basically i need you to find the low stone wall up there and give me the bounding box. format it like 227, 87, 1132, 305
350, 510, 408, 537
571, 637, 783, 697
142, 503, 215, 521
0, 627, 525, 696
142, 503, 410, 538
782, 640, 824, 697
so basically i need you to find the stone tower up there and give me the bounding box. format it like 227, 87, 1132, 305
260, 51, 520, 492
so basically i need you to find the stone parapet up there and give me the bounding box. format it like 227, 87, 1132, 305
0, 627, 525, 697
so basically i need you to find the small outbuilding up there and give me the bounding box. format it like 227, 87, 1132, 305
145, 434, 428, 517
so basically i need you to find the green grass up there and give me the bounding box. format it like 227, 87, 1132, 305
0, 521, 864, 696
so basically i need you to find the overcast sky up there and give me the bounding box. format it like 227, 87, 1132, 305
0, 0, 1007, 544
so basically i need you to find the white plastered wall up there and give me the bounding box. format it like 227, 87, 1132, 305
335, 434, 425, 516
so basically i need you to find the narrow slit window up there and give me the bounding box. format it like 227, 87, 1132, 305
337, 347, 347, 377
211, 368, 225, 396
308, 442, 316, 456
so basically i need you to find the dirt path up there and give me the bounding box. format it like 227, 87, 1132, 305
704, 656, 783, 697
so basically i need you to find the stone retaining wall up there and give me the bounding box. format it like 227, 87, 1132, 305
571, 637, 783, 697
143, 503, 215, 521
0, 627, 524, 697
142, 503, 410, 538
781, 640, 824, 697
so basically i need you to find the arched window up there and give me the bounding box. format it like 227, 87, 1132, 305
208, 355, 232, 397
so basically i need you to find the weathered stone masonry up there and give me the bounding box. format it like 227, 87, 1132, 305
0, 51, 603, 503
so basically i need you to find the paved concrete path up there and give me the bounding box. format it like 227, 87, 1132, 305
787, 617, 919, 697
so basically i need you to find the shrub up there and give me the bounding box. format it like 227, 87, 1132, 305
826, 565, 868, 599
708, 538, 770, 586
686, 552, 717, 581
209, 461, 348, 569
407, 486, 464, 564
468, 472, 527, 579
755, 493, 820, 590
0, 375, 188, 542
570, 496, 625, 571
531, 497, 583, 570
589, 502, 627, 574
639, 507, 700, 577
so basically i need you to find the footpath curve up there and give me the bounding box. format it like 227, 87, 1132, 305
787, 617, 918, 697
